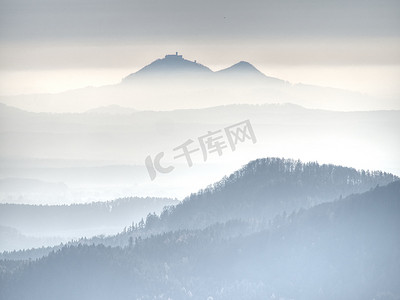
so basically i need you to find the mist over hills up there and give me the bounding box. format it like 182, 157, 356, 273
0, 158, 399, 300
0, 53, 388, 112
1, 101, 399, 203
0, 226, 67, 253
92, 158, 398, 247
143, 158, 398, 229
0, 55, 398, 299
1, 0, 399, 296
0, 197, 178, 251
1, 158, 397, 256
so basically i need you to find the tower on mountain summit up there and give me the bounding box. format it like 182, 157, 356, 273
165, 52, 183, 59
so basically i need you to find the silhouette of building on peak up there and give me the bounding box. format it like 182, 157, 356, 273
165, 52, 183, 59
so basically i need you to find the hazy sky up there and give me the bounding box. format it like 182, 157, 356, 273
1, 0, 399, 41
0, 0, 399, 98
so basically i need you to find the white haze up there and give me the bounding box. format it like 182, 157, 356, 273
1, 103, 399, 205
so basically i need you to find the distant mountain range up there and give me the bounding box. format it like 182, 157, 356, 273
122, 53, 282, 84
0, 53, 388, 112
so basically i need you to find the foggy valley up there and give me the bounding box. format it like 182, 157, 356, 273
1, 0, 400, 298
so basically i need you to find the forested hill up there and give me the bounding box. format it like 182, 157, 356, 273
126, 158, 397, 234
2, 158, 396, 257
1, 180, 399, 300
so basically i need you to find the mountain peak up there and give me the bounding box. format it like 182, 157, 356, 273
217, 60, 263, 75
234, 61, 257, 68
123, 52, 212, 81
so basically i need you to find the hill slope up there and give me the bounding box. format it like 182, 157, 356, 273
125, 157, 397, 233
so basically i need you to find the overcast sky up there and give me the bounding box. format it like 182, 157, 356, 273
0, 0, 399, 97
1, 0, 399, 41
